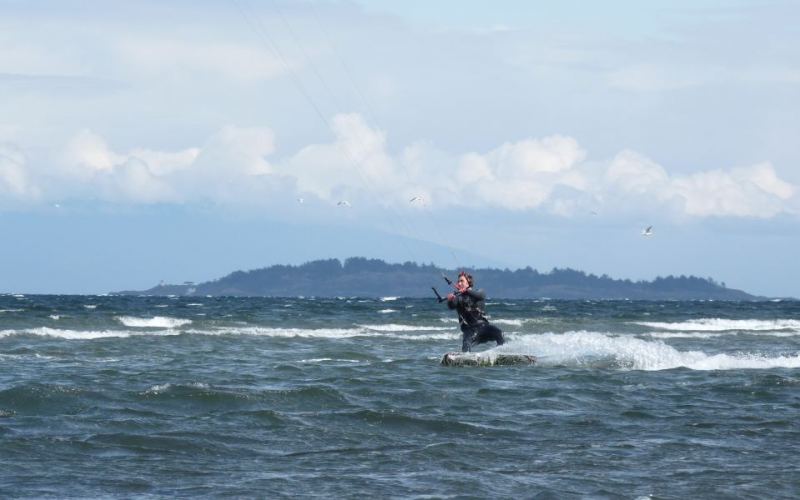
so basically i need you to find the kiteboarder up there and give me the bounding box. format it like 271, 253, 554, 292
446, 272, 505, 352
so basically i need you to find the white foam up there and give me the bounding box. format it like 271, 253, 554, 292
185, 326, 456, 340
0, 327, 182, 340
49, 315, 61, 320
498, 330, 800, 371
299, 358, 362, 364
493, 319, 525, 326
0, 352, 55, 360
646, 332, 724, 339
0, 327, 129, 340
378, 309, 397, 314
649, 330, 800, 339
186, 303, 204, 307
380, 296, 398, 302
144, 382, 209, 395
0, 309, 24, 313
359, 323, 452, 332
636, 319, 800, 332
84, 305, 97, 309
117, 316, 192, 328
190, 326, 374, 339
145, 383, 171, 394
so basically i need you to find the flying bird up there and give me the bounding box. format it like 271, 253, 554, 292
641, 226, 654, 237
409, 196, 424, 204
297, 197, 304, 204
337, 200, 351, 207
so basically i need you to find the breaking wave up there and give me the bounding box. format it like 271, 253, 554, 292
359, 324, 451, 332
0, 327, 183, 340
117, 316, 193, 328
498, 330, 800, 371
635, 318, 800, 332
188, 326, 455, 340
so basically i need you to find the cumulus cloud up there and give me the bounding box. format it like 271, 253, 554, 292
0, 144, 40, 201
673, 163, 795, 218
601, 151, 796, 218
452, 136, 587, 210
2, 114, 797, 220
285, 113, 399, 203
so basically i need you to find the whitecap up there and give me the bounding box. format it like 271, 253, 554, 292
378, 309, 397, 314
646, 332, 724, 339
380, 296, 398, 302
145, 383, 171, 394
0, 327, 183, 340
184, 326, 456, 341
0, 327, 130, 340
359, 323, 452, 332
498, 330, 800, 371
493, 319, 525, 326
636, 318, 800, 332
144, 382, 208, 395
117, 316, 192, 328
299, 358, 362, 364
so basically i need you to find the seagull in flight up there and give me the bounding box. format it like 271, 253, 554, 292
296, 197, 304, 204
641, 225, 654, 237
337, 200, 351, 208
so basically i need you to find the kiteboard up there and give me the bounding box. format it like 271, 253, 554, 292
440, 351, 536, 367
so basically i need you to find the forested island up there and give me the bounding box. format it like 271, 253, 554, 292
116, 257, 761, 300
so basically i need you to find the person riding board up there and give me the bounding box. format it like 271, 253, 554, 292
446, 271, 505, 352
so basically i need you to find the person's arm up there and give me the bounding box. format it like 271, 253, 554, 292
463, 288, 485, 300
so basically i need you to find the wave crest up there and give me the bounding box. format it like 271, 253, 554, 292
500, 331, 800, 371
117, 316, 192, 328
636, 319, 800, 332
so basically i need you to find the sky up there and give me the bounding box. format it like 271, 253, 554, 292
1, 0, 798, 296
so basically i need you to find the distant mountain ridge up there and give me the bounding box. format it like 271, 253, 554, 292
116, 257, 761, 300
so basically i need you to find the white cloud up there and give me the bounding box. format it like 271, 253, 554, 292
64, 129, 124, 173
605, 150, 670, 196
602, 151, 796, 218
453, 136, 587, 210
285, 113, 399, 203
1, 114, 796, 220
0, 144, 40, 201
673, 163, 795, 218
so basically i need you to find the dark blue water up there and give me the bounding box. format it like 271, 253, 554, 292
1, 295, 799, 498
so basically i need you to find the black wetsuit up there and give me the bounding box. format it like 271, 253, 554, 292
447, 288, 504, 352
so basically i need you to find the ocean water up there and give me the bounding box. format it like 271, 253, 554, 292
1, 294, 799, 498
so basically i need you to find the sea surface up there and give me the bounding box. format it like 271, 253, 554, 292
1, 294, 799, 498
